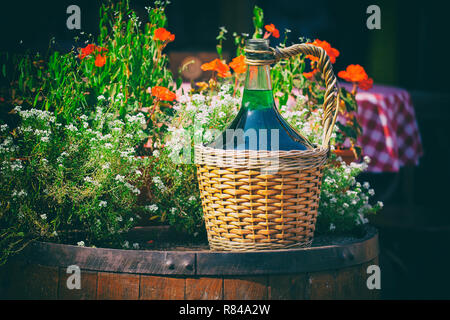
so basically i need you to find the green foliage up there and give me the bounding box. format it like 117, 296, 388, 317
252, 6, 264, 39
315, 153, 383, 235
231, 32, 248, 57
0, 106, 150, 265
1, 0, 176, 146
0, 0, 176, 264
154, 85, 239, 234
141, 149, 204, 235
216, 27, 228, 60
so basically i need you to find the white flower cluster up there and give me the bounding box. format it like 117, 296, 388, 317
10, 160, 24, 172
111, 119, 125, 133
166, 85, 240, 163
13, 108, 54, 144
122, 241, 140, 249
145, 204, 158, 212
124, 181, 141, 195
119, 147, 136, 161
11, 189, 27, 198
16, 107, 56, 123
0, 136, 18, 155
115, 174, 125, 183
1, 102, 151, 253
114, 174, 140, 194
152, 176, 167, 192
66, 124, 78, 132
57, 151, 69, 164
318, 155, 383, 231
0, 124, 8, 133
125, 113, 146, 126
279, 104, 329, 145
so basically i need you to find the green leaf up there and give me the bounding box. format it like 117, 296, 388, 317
119, 105, 126, 118
33, 92, 40, 107
252, 6, 264, 39
216, 45, 222, 58
176, 76, 182, 89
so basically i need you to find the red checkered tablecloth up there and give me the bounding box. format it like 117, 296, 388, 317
340, 83, 423, 172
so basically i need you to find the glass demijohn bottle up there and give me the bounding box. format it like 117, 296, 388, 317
208, 39, 313, 151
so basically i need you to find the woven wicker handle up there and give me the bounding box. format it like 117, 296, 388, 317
273, 44, 339, 148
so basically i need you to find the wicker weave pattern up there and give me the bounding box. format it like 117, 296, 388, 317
196, 43, 338, 251
195, 146, 329, 171
196, 159, 325, 251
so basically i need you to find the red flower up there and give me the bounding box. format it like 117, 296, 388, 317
79, 44, 107, 60
338, 64, 369, 83
303, 69, 319, 79
229, 55, 247, 74
153, 28, 175, 42
151, 86, 177, 101
264, 24, 280, 38
79, 44, 96, 59
358, 77, 373, 90
305, 39, 340, 64
94, 54, 106, 67
201, 58, 231, 78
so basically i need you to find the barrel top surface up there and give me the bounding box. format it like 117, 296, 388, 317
17, 226, 378, 276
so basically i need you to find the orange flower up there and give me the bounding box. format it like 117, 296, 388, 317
79, 44, 95, 59
305, 39, 340, 64
201, 58, 231, 78
358, 77, 373, 90
153, 28, 175, 42
151, 86, 177, 101
303, 69, 319, 79
200, 60, 216, 71
264, 24, 280, 38
229, 55, 247, 74
94, 54, 106, 67
79, 44, 107, 60
338, 64, 369, 83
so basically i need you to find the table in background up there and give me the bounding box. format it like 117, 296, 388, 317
343, 83, 423, 173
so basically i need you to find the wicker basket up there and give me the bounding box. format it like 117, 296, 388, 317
195, 43, 339, 251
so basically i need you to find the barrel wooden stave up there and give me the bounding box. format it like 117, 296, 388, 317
0, 226, 379, 300
0, 258, 379, 300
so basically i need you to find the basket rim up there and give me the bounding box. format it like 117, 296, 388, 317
195, 144, 329, 156
194, 144, 330, 170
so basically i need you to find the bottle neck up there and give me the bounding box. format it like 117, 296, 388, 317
244, 65, 272, 90
242, 64, 274, 111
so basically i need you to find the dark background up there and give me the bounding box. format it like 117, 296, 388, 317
1, 0, 450, 299
0, 0, 448, 92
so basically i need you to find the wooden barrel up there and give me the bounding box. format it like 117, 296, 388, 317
0, 226, 379, 300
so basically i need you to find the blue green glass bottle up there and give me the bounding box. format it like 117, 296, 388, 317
209, 39, 313, 151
